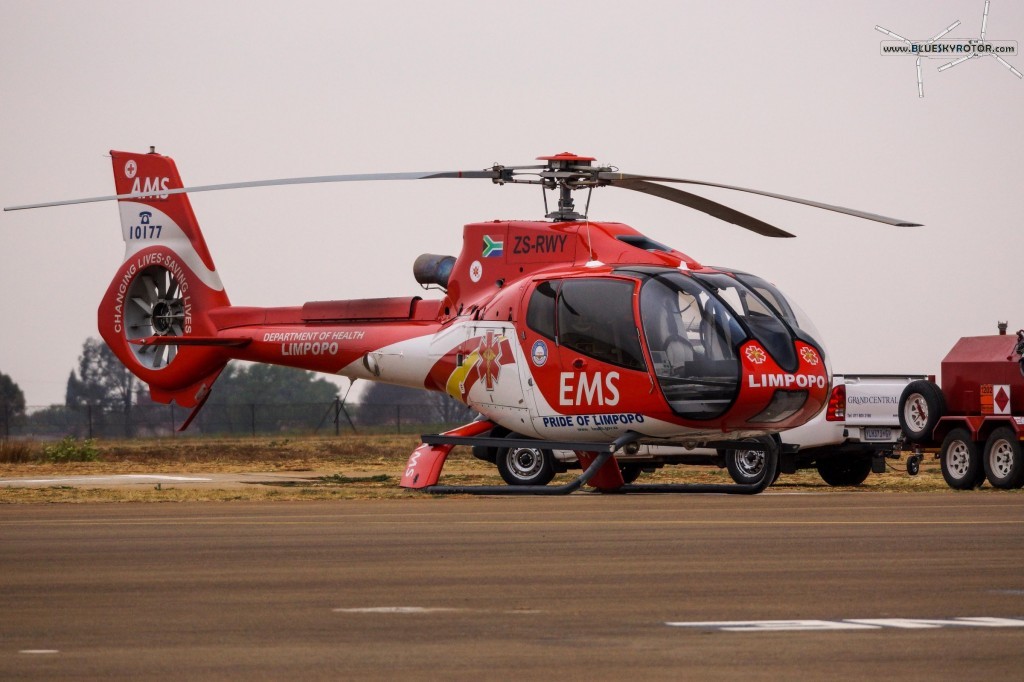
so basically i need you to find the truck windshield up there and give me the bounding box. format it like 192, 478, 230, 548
639, 273, 746, 419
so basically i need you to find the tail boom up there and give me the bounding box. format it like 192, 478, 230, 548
99, 151, 452, 415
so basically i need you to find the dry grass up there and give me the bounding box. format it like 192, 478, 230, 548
0, 434, 419, 471
0, 438, 35, 463
0, 435, 1012, 503
0, 435, 497, 502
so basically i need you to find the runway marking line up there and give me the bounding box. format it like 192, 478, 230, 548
334, 607, 545, 615
666, 617, 1024, 632
334, 607, 464, 614
19, 650, 59, 655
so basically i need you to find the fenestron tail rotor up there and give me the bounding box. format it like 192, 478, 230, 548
3, 151, 921, 236
125, 265, 185, 369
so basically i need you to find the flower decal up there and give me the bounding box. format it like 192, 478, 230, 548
800, 347, 820, 366
745, 345, 767, 365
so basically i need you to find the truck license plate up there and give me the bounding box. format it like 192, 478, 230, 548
865, 428, 891, 441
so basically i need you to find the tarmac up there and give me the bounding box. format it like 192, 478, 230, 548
2, 492, 1023, 679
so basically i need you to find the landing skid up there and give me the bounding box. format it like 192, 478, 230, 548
423, 450, 617, 496
415, 430, 778, 495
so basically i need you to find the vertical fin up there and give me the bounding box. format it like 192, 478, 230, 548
99, 150, 232, 414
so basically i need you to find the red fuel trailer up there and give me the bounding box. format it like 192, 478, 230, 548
899, 327, 1024, 489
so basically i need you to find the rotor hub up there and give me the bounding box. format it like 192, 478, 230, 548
535, 153, 606, 221
150, 298, 184, 336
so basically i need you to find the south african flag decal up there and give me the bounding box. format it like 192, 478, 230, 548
482, 235, 503, 258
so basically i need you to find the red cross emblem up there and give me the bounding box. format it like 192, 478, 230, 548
477, 330, 503, 390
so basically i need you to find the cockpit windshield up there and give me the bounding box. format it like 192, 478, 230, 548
639, 270, 813, 420
528, 270, 821, 422
733, 273, 827, 356
692, 273, 797, 371
639, 273, 747, 420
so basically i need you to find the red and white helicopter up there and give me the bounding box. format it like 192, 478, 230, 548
6, 150, 919, 494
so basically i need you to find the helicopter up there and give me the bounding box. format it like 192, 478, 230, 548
4, 150, 920, 494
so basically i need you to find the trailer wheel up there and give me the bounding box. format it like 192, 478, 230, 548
899, 380, 945, 444
983, 428, 1024, 489
816, 455, 872, 487
940, 428, 984, 490
496, 437, 556, 486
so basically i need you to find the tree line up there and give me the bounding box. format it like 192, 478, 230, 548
2, 337, 476, 437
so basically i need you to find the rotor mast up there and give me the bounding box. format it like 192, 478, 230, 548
537, 153, 598, 221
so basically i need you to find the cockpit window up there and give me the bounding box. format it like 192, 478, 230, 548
640, 273, 745, 419
616, 235, 671, 252
526, 280, 558, 340
733, 274, 796, 322
526, 278, 646, 371
557, 279, 646, 371
693, 273, 797, 371
734, 273, 826, 355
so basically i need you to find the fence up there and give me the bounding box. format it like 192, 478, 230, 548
2, 399, 478, 440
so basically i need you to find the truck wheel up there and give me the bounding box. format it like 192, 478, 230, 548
899, 380, 945, 443
725, 437, 778, 486
940, 428, 984, 490
983, 428, 1024, 489
816, 455, 872, 486
497, 439, 556, 486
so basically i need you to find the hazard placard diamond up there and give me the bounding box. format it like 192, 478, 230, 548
994, 385, 1011, 414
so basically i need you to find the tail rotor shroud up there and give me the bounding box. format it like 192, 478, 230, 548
125, 265, 186, 369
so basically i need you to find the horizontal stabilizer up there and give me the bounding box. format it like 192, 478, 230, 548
130, 336, 252, 348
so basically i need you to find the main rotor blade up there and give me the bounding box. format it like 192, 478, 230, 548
4, 168, 516, 211
600, 173, 922, 227
930, 20, 961, 43
938, 55, 973, 72
611, 179, 795, 238
875, 25, 912, 45
993, 54, 1024, 78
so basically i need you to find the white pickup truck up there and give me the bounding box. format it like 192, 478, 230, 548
739, 373, 930, 486
474, 374, 928, 487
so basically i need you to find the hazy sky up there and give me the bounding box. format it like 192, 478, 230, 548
2, 0, 1022, 406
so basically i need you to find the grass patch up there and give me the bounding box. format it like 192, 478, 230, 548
43, 437, 100, 463
0, 439, 35, 463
